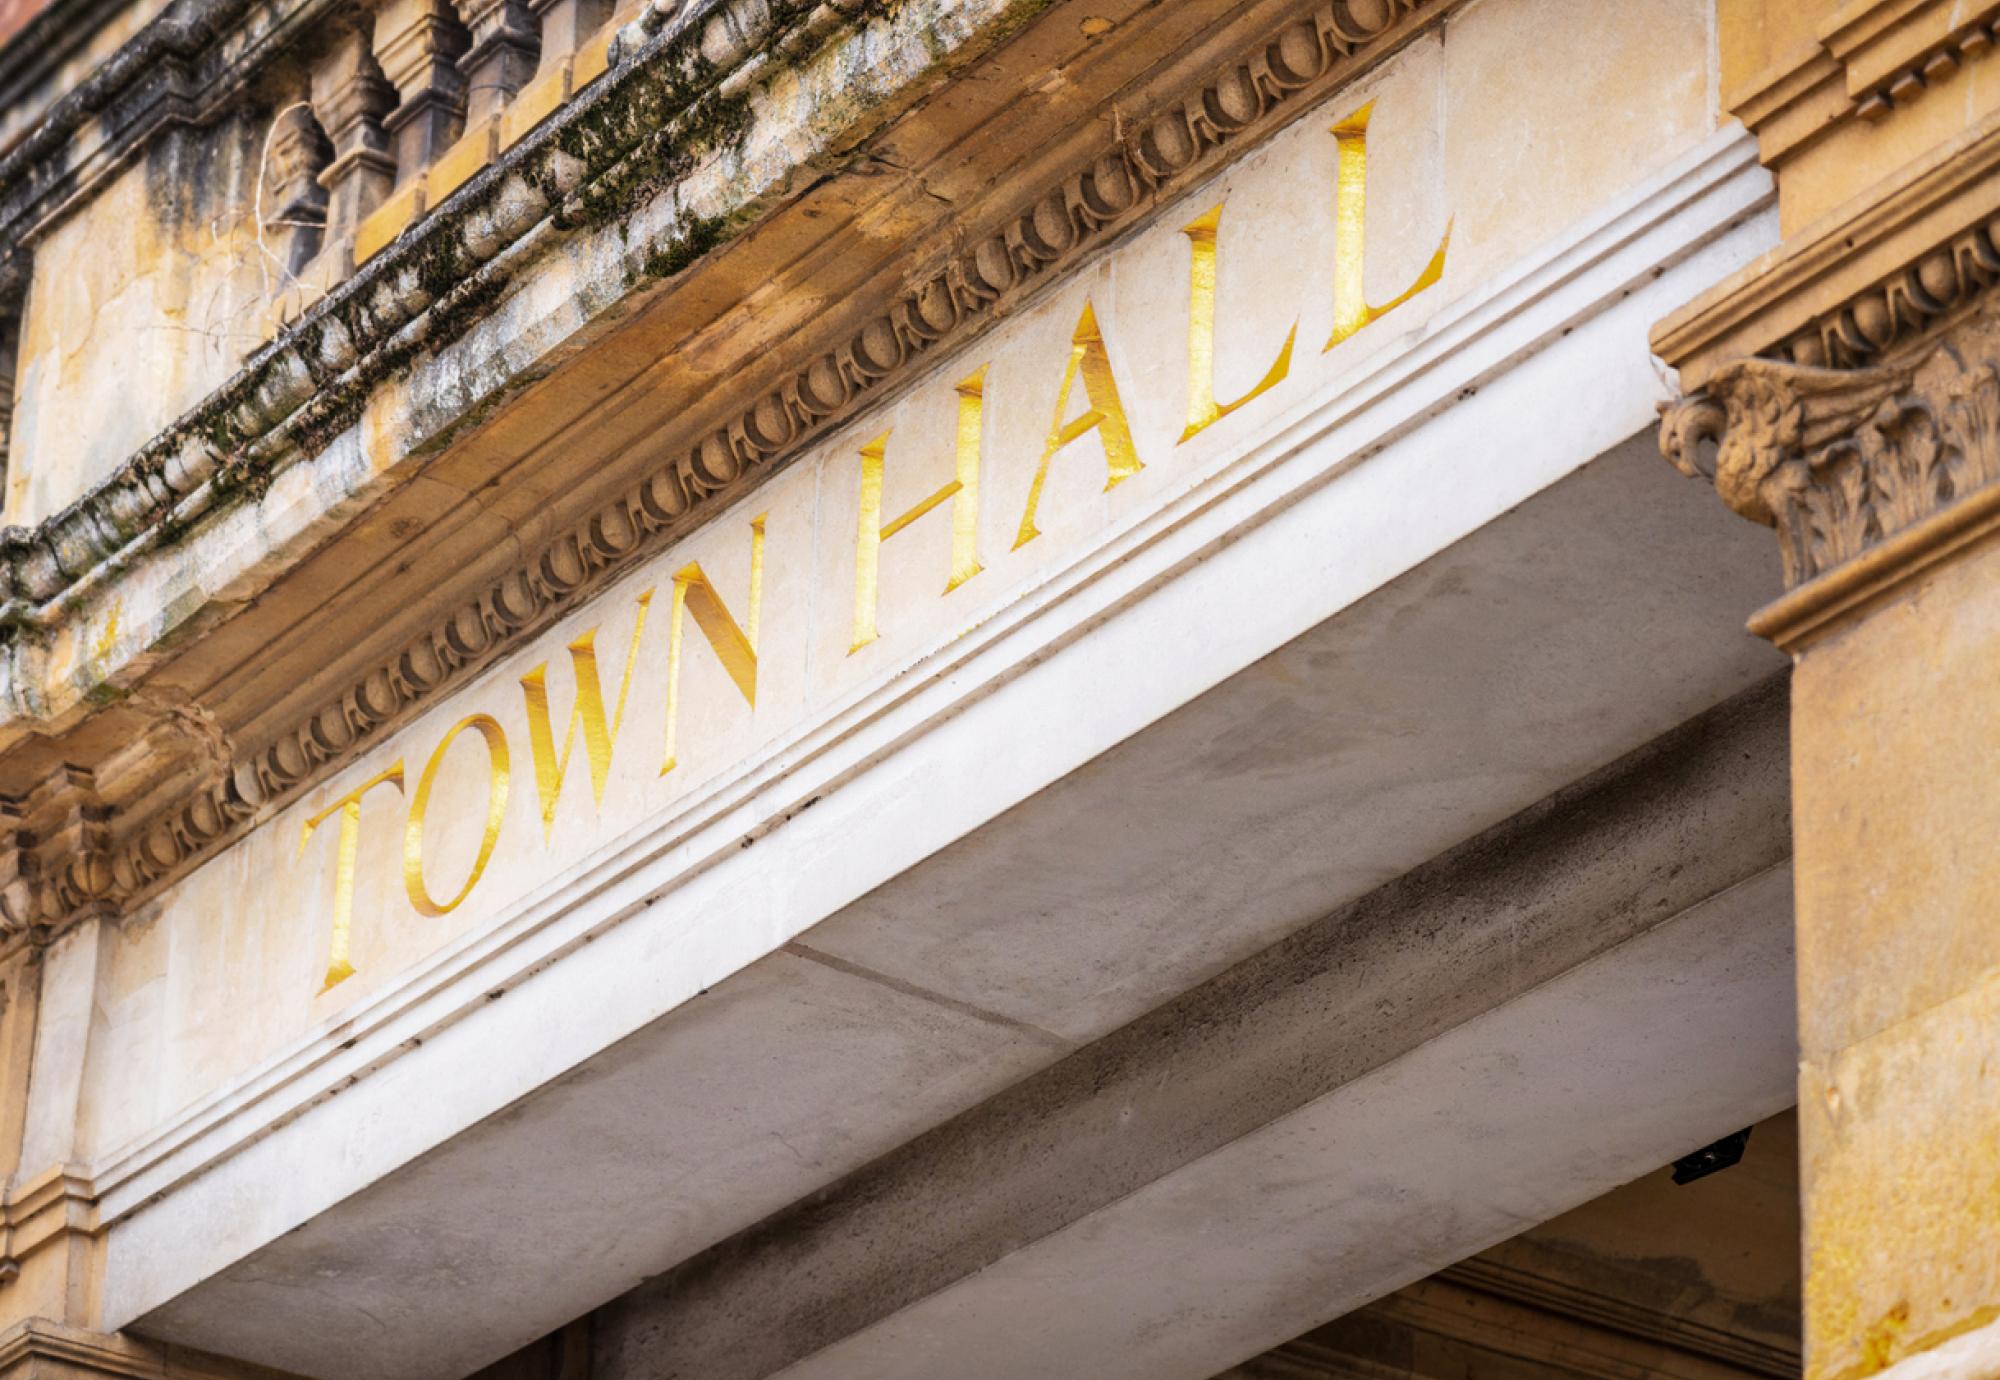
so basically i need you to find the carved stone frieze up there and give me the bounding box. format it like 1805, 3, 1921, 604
1663, 297, 2000, 589
6, 0, 1452, 938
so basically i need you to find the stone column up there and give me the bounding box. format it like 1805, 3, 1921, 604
1660, 228, 2000, 1380
1654, 7, 2000, 1376
2, 913, 105, 1329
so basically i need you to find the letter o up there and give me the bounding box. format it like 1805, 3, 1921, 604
404, 713, 511, 917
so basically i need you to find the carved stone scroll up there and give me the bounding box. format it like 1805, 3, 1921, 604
1661, 300, 2000, 588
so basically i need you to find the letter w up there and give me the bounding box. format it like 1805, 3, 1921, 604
520, 591, 653, 842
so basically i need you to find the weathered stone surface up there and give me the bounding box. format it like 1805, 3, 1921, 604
1655, 7, 2000, 1377
0, 0, 1824, 1375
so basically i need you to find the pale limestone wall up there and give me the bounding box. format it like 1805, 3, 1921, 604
7, 114, 270, 524
72, 0, 1722, 1164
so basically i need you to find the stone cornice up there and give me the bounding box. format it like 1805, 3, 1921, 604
1653, 99, 2000, 389
0, 0, 759, 632
8, 0, 1458, 938
0, 0, 137, 137
0, 1162, 96, 1286
1727, 0, 2000, 168
0, 1317, 297, 1378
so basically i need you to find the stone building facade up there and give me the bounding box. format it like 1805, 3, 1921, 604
0, 0, 1982, 1376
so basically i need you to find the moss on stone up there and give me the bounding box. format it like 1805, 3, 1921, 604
5, 0, 1021, 645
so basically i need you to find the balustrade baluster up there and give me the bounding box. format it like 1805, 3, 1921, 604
310, 22, 397, 274
376, 0, 471, 181
454, 0, 541, 125
264, 101, 332, 276
530, 0, 612, 71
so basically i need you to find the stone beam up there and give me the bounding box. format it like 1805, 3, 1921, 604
586, 678, 1795, 1380
98, 133, 1785, 1368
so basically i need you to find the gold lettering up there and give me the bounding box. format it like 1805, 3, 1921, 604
520, 591, 654, 842
1327, 101, 1450, 352
1180, 203, 1296, 444
663, 515, 766, 776
1014, 302, 1143, 549
403, 714, 511, 918
851, 368, 986, 652
298, 763, 406, 992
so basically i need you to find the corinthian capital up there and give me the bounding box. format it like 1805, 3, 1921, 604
1661, 352, 1929, 588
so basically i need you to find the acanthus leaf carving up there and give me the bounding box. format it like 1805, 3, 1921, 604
1662, 301, 2000, 588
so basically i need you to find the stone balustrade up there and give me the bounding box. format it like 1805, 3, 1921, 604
272, 0, 636, 316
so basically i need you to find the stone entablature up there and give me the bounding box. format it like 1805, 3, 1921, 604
0, 0, 1776, 1367
0, 0, 1463, 951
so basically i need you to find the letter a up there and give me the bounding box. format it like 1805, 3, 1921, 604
1015, 302, 1143, 549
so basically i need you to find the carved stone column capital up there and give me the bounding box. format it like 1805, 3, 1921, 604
1660, 354, 1914, 583
1661, 296, 2000, 638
